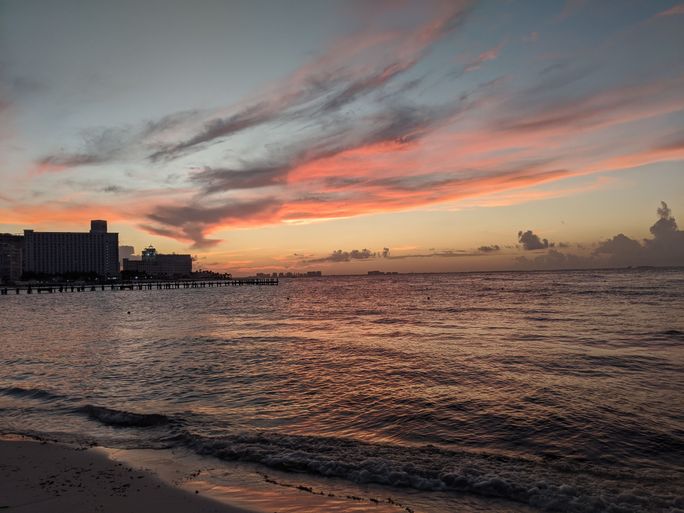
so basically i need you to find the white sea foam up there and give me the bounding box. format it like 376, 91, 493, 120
177, 431, 683, 513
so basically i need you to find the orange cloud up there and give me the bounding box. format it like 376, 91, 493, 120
0, 203, 127, 228
12, 5, 684, 253
176, 138, 683, 244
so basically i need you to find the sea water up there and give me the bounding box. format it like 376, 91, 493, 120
1, 269, 682, 512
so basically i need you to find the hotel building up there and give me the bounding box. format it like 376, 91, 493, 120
0, 234, 24, 283
23, 220, 119, 277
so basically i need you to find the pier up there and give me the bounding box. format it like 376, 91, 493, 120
0, 278, 278, 295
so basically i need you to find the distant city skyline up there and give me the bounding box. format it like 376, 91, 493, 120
1, 0, 683, 274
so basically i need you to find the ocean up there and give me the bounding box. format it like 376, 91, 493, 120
1, 269, 683, 512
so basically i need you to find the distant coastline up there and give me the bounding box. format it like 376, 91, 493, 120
242, 265, 684, 279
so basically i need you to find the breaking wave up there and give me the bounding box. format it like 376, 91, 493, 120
174, 431, 683, 513
657, 329, 684, 341
75, 405, 171, 428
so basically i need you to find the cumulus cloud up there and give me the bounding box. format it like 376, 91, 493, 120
595, 201, 684, 266
305, 248, 376, 264
650, 201, 678, 238
594, 233, 644, 263
518, 230, 552, 250
518, 202, 684, 269
478, 244, 501, 252
516, 248, 588, 269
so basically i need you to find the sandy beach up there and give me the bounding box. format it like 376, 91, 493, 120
0, 436, 251, 513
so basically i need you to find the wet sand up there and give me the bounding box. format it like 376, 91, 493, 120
0, 436, 252, 513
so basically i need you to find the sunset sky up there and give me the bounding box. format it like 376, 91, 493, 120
1, 0, 683, 274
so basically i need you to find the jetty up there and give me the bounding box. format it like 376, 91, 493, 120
0, 278, 278, 295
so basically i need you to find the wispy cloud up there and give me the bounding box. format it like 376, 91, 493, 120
144, 1, 472, 163
655, 3, 684, 17
11, 0, 684, 255
494, 75, 684, 135
34, 154, 105, 174
302, 246, 493, 263
141, 134, 684, 247
464, 43, 504, 72
383, 249, 479, 259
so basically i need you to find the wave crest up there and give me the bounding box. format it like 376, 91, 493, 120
176, 431, 681, 513
76, 405, 171, 428
0, 386, 63, 401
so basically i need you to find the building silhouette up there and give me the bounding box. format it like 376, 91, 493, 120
23, 220, 119, 277
122, 245, 192, 278
0, 234, 24, 284
118, 245, 135, 270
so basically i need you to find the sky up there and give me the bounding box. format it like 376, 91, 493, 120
1, 0, 683, 274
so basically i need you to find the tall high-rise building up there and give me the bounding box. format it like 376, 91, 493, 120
0, 234, 24, 284
23, 220, 119, 277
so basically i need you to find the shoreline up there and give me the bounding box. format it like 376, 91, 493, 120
0, 435, 431, 513
0, 435, 252, 513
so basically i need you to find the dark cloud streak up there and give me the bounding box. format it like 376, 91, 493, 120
144, 197, 282, 249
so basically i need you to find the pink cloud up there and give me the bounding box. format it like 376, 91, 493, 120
656, 3, 684, 16
136, 69, 684, 248
148, 136, 684, 247
15, 0, 684, 253
464, 43, 504, 72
